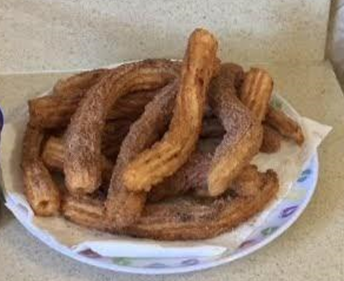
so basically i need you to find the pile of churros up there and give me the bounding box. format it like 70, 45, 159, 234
21, 28, 304, 240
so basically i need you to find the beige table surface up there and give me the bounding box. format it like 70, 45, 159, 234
0, 61, 343, 280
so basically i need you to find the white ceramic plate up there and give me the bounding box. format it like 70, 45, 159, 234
11, 155, 318, 275
1, 79, 319, 274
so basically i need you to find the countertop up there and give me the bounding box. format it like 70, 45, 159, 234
0, 61, 343, 280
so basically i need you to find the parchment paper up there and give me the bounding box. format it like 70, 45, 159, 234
1, 95, 331, 258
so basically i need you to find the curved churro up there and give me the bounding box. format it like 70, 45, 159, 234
105, 81, 178, 227
40, 116, 225, 186
62, 167, 279, 240
29, 69, 107, 129
64, 59, 179, 195
107, 89, 159, 121
239, 68, 274, 122
150, 63, 262, 199
205, 64, 263, 196
260, 125, 282, 153
266, 107, 305, 145
42, 136, 114, 182
53, 69, 108, 96
21, 126, 61, 216
21, 27, 287, 244
29, 69, 174, 130
149, 145, 270, 202
127, 168, 278, 241
41, 136, 64, 170
28, 92, 85, 129
122, 28, 219, 193
148, 151, 213, 202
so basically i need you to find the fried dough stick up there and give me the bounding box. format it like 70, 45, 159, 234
105, 82, 178, 228
260, 125, 283, 153
239, 68, 304, 148
62, 167, 279, 240
29, 87, 160, 129
21, 126, 61, 216
149, 123, 281, 202
53, 69, 108, 96
150, 63, 263, 199
42, 136, 114, 182
29, 69, 107, 129
203, 64, 263, 196
122, 28, 219, 193
64, 59, 179, 194
239, 68, 274, 122
265, 107, 305, 145
41, 115, 225, 177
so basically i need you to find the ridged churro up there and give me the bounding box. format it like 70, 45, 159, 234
239, 68, 273, 121
151, 63, 263, 199
64, 59, 179, 195
29, 72, 172, 129
205, 64, 263, 196
122, 28, 219, 193
62, 167, 279, 240
53, 69, 108, 96
21, 28, 285, 242
21, 126, 61, 216
260, 125, 283, 153
105, 81, 178, 228
42, 136, 114, 182
266, 107, 304, 145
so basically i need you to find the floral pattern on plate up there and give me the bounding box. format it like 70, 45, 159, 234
74, 155, 318, 274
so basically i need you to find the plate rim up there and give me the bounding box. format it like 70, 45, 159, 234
1, 68, 319, 274
7, 154, 319, 275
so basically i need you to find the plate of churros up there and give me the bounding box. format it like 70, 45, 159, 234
1, 28, 331, 274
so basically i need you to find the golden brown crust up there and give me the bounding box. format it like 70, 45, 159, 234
62, 168, 279, 240
266, 107, 305, 145
22, 29, 283, 242
64, 59, 179, 195
28, 67, 176, 130
205, 65, 263, 196
239, 68, 274, 122
21, 126, 61, 216
105, 82, 179, 228
148, 151, 212, 202
41, 136, 65, 171
28, 93, 84, 129
29, 69, 108, 129
41, 136, 114, 182
122, 29, 219, 193
106, 89, 159, 121
228, 165, 265, 197
41, 114, 224, 185
149, 63, 262, 200
28, 89, 157, 130
260, 125, 283, 153
53, 69, 108, 96
127, 170, 278, 240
